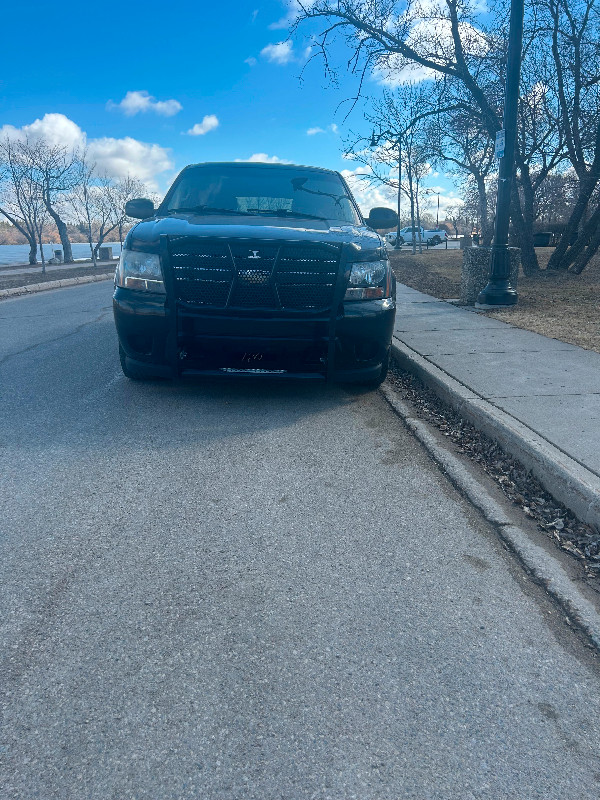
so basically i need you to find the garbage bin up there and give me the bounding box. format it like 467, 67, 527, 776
472, 234, 480, 246
533, 231, 552, 247
98, 246, 113, 261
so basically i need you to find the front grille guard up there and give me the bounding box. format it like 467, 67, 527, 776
159, 234, 352, 381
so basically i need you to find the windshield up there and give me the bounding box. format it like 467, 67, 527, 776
162, 164, 361, 224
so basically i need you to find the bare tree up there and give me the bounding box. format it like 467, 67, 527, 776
19, 139, 80, 263
294, 1, 504, 139
427, 105, 496, 246
294, 0, 600, 276
445, 203, 466, 237
105, 175, 148, 249
346, 86, 441, 253
0, 138, 47, 266
69, 160, 151, 264
69, 156, 124, 265
545, 0, 600, 271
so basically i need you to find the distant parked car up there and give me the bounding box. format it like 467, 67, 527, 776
385, 231, 403, 246
398, 226, 447, 246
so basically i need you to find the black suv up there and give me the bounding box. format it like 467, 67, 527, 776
113, 162, 397, 385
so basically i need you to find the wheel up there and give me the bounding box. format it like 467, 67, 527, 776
360, 348, 390, 389
431, 236, 441, 246
119, 344, 154, 381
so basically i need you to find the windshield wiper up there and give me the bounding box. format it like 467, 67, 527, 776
247, 208, 329, 222
164, 206, 251, 216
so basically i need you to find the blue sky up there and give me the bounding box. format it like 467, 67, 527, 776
0, 0, 461, 216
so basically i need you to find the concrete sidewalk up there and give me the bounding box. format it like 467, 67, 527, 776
392, 284, 600, 528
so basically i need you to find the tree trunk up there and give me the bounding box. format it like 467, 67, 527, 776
512, 176, 539, 276
569, 201, 600, 273
476, 176, 492, 247
28, 240, 37, 265
55, 215, 73, 263
44, 201, 74, 263
559, 201, 600, 271
37, 230, 46, 275
570, 233, 600, 274
415, 189, 423, 254
547, 175, 599, 270
87, 228, 97, 267
408, 171, 416, 255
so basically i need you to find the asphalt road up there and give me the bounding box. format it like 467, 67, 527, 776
2, 282, 600, 799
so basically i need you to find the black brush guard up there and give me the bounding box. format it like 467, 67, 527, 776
159, 234, 354, 381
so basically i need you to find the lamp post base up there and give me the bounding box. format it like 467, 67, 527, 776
475, 279, 518, 308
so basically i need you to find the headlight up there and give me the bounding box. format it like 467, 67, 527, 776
115, 250, 165, 293
344, 259, 389, 301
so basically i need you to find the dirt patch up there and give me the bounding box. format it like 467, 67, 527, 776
0, 262, 116, 291
389, 247, 600, 354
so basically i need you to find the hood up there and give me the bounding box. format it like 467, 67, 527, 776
126, 212, 384, 257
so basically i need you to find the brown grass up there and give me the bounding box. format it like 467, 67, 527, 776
389, 247, 600, 354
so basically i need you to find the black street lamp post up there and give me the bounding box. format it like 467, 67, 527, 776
476, 0, 525, 307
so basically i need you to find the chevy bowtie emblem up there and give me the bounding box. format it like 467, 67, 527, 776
238, 269, 270, 286
248, 250, 261, 259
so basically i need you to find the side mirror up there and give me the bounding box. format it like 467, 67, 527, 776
366, 207, 398, 230
125, 198, 155, 219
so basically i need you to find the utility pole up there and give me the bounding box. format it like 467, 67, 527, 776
476, 0, 524, 307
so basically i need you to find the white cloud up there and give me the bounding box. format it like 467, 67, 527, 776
269, 0, 316, 29
341, 166, 395, 214
341, 164, 461, 220
186, 115, 219, 136
87, 137, 173, 188
245, 56, 257, 67
0, 113, 85, 151
0, 113, 173, 190
107, 90, 182, 117
373, 57, 437, 87
306, 123, 339, 136
235, 153, 293, 164
373, 20, 488, 86
269, 1, 298, 29
260, 41, 295, 64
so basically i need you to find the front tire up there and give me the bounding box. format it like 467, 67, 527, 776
119, 344, 154, 381
360, 348, 390, 389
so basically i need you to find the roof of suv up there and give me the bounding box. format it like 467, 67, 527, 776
182, 161, 339, 175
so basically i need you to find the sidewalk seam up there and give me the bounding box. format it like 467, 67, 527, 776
391, 337, 600, 530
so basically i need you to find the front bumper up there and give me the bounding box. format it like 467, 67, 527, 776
113, 287, 395, 382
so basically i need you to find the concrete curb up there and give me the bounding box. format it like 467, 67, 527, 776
391, 337, 600, 531
381, 382, 600, 652
0, 273, 114, 299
